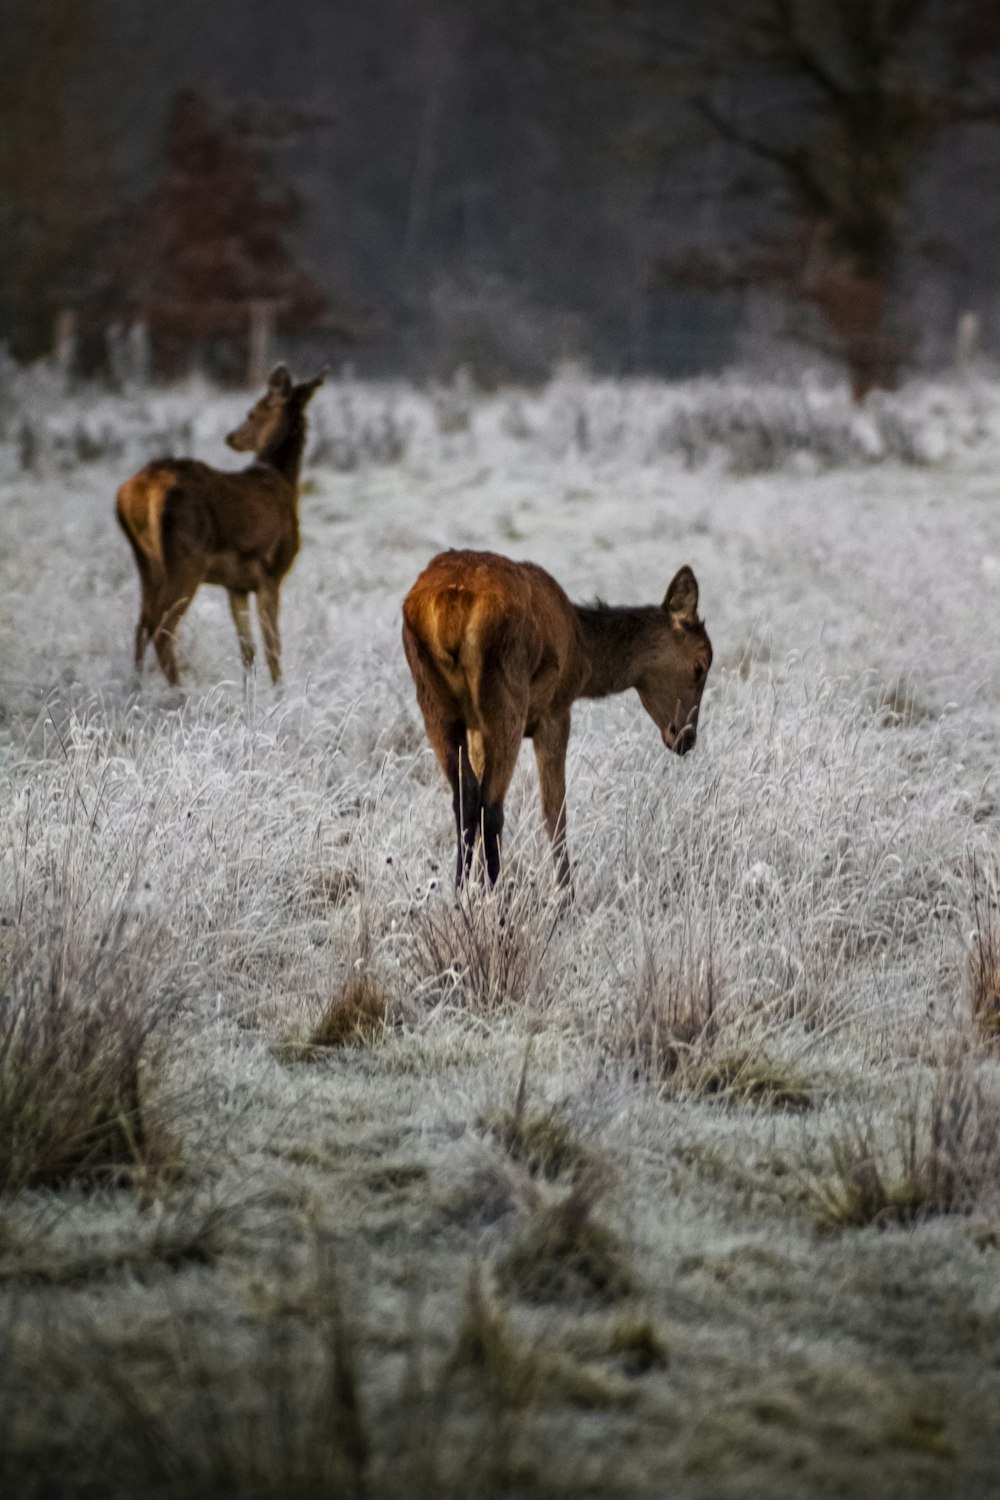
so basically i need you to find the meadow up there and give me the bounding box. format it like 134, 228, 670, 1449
2, 363, 1000, 1498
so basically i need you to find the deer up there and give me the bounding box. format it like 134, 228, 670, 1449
115, 364, 325, 686
402, 549, 712, 891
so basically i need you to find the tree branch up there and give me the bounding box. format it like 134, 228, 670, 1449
768, 0, 849, 101
693, 95, 835, 215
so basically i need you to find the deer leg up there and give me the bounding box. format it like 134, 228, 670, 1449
450, 731, 482, 887
477, 709, 526, 888
402, 624, 481, 886
124, 540, 156, 671
150, 575, 200, 687
135, 616, 149, 669
532, 711, 573, 891
431, 722, 481, 887
256, 581, 281, 684
228, 590, 256, 672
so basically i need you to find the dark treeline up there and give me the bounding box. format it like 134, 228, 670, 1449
1, 0, 999, 389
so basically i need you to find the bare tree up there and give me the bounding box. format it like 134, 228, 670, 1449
631, 0, 1000, 395
504, 0, 1000, 394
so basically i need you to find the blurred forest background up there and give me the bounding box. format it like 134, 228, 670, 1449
2, 0, 1000, 395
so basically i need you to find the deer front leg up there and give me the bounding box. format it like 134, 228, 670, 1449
256, 581, 282, 684
228, 590, 256, 672
532, 711, 572, 891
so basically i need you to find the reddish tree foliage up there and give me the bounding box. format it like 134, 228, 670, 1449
99, 90, 369, 379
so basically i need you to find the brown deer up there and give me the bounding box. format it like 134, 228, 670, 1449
115, 364, 325, 686
402, 549, 712, 890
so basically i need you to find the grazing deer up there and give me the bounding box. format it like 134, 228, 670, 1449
402, 549, 712, 890
115, 364, 325, 685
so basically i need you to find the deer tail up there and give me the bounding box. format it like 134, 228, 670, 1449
116, 475, 169, 576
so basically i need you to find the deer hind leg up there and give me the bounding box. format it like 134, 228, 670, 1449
149, 570, 201, 687
228, 590, 256, 672
475, 694, 528, 887
449, 730, 483, 886
123, 537, 158, 671
256, 580, 282, 684
532, 711, 573, 892
403, 625, 481, 886
135, 611, 151, 670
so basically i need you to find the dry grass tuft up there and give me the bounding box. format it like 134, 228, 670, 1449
606, 920, 723, 1085
483, 1058, 596, 1180
681, 1048, 813, 1111
604, 915, 809, 1109
408, 877, 562, 1014
446, 1271, 542, 1409
486, 1105, 595, 1181
0, 907, 183, 1194
605, 1317, 669, 1375
566, 1314, 670, 1376
496, 1175, 636, 1306
308, 973, 390, 1050
806, 1066, 1000, 1229
968, 858, 1000, 1045
447, 1272, 633, 1412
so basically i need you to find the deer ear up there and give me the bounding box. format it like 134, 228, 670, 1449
663, 565, 699, 624
268, 364, 292, 395
295, 368, 327, 402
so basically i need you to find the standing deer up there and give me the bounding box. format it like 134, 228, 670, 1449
115, 364, 325, 685
402, 549, 712, 890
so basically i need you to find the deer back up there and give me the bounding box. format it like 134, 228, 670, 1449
402, 550, 587, 727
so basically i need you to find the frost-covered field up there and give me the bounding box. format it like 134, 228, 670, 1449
3, 368, 1000, 1498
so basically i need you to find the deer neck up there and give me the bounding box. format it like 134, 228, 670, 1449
573, 604, 660, 700
257, 423, 307, 488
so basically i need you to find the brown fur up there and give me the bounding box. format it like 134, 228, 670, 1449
402, 549, 712, 889
115, 364, 324, 685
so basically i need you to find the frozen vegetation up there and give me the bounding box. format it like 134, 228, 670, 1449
2, 363, 1000, 1497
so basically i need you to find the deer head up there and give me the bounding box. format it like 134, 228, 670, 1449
635, 566, 712, 756
226, 364, 326, 456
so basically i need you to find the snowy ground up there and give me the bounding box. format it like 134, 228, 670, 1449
2, 367, 1000, 1498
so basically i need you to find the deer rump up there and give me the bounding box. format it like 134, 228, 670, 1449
406, 556, 582, 735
